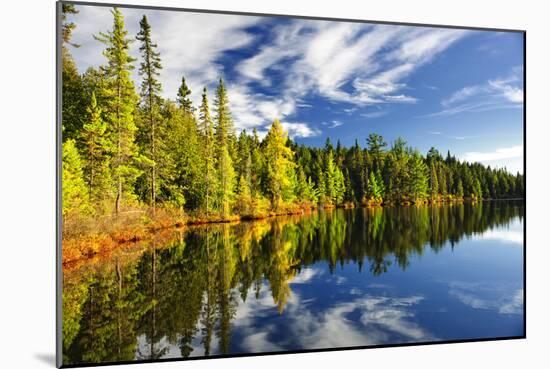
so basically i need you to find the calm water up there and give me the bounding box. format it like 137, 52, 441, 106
63, 201, 524, 365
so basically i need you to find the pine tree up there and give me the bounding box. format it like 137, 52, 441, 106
235, 174, 253, 214
429, 162, 439, 200
264, 119, 296, 209
177, 77, 194, 114
333, 167, 346, 205
366, 133, 387, 172
456, 178, 464, 198
367, 171, 384, 202
323, 151, 337, 205
62, 139, 90, 217
82, 92, 111, 203
214, 79, 236, 216
199, 87, 217, 215
95, 8, 141, 213
473, 178, 483, 199
61, 4, 86, 142
136, 15, 163, 211
408, 151, 429, 203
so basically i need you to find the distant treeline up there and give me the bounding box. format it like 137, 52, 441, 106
61, 5, 524, 222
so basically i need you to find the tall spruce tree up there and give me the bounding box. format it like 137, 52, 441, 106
61, 4, 86, 142
177, 77, 194, 114
95, 8, 140, 214
408, 151, 429, 202
136, 14, 163, 211
214, 79, 236, 216
199, 87, 218, 215
82, 92, 111, 203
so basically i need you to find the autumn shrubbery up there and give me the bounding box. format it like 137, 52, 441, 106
62, 204, 188, 264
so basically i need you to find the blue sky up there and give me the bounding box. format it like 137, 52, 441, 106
67, 5, 524, 174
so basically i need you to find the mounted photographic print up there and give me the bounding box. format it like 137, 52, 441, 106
57, 1, 525, 367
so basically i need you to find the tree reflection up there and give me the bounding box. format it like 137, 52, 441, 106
63, 201, 524, 364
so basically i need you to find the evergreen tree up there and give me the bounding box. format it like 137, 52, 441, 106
235, 174, 253, 214
136, 14, 164, 210
214, 79, 236, 216
82, 92, 111, 203
429, 162, 439, 199
61, 4, 86, 142
366, 133, 386, 172
95, 8, 141, 213
323, 150, 336, 205
62, 139, 90, 217
367, 171, 384, 202
199, 87, 218, 215
264, 119, 296, 209
408, 151, 429, 202
456, 178, 464, 198
177, 77, 194, 114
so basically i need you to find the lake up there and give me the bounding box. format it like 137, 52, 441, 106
62, 201, 524, 365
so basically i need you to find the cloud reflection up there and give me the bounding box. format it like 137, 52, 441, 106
449, 282, 523, 315
227, 280, 432, 353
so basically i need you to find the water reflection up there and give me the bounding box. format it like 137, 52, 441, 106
63, 201, 524, 365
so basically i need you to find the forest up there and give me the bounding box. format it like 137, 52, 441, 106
61, 6, 524, 257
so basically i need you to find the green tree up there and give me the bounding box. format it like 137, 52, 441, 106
177, 77, 194, 114
264, 119, 296, 209
82, 92, 111, 204
62, 139, 90, 217
366, 133, 387, 172
456, 178, 464, 198
95, 8, 141, 213
199, 87, 218, 215
235, 174, 253, 214
214, 79, 236, 216
408, 151, 429, 203
136, 15, 163, 210
367, 170, 384, 202
61, 4, 86, 142
429, 162, 439, 199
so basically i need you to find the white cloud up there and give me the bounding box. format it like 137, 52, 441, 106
461, 145, 522, 163
329, 120, 344, 128
431, 67, 524, 117
68, 5, 469, 135
360, 110, 388, 119
234, 20, 467, 123
281, 121, 321, 138
69, 5, 262, 107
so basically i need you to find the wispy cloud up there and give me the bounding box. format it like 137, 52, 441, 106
281, 122, 321, 138
69, 5, 263, 107
69, 5, 470, 136
461, 145, 522, 163
428, 67, 524, 117
322, 120, 344, 128
235, 21, 466, 125
361, 111, 388, 119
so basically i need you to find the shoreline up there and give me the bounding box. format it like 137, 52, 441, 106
62, 197, 524, 266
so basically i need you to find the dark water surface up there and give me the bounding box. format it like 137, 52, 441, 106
62, 201, 524, 365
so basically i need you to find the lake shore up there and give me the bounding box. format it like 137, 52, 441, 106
62, 197, 524, 266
